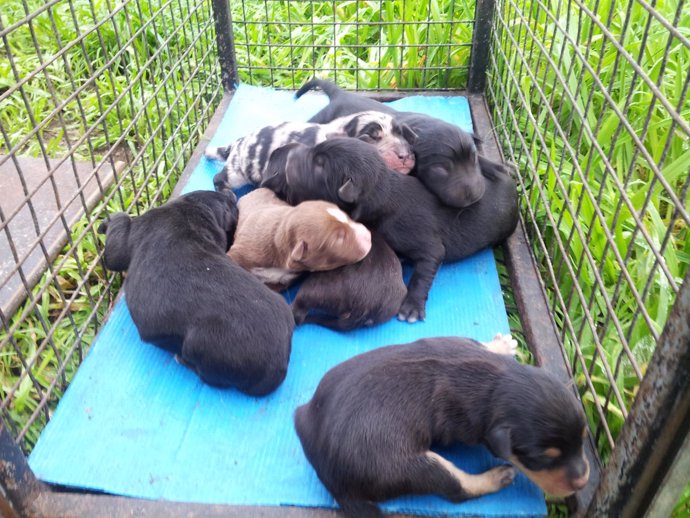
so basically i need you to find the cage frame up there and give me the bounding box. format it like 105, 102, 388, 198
1, 0, 689, 516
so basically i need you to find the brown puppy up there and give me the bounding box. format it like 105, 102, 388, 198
295, 335, 589, 517
292, 232, 406, 331
229, 188, 372, 290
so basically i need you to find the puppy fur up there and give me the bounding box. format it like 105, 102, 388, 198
98, 190, 294, 396
295, 79, 508, 209
207, 110, 416, 191
292, 231, 406, 331
294, 336, 590, 517
228, 188, 372, 290
261, 137, 518, 322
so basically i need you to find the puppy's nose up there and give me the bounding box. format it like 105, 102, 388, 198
571, 473, 589, 490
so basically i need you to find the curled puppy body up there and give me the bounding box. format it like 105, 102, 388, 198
295, 79, 507, 209
294, 336, 590, 517
261, 137, 518, 322
206, 110, 416, 191
292, 231, 406, 331
98, 190, 294, 396
228, 188, 372, 291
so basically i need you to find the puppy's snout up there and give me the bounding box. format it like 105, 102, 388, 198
572, 474, 588, 491
570, 457, 590, 490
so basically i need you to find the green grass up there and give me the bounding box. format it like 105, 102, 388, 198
231, 0, 475, 90
0, 0, 222, 448
1, 0, 688, 514
487, 0, 689, 459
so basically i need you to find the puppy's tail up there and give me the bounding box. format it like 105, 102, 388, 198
205, 144, 232, 162
295, 79, 341, 100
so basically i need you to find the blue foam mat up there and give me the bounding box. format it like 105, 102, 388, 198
29, 84, 545, 517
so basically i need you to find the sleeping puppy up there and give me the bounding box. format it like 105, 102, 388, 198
98, 190, 294, 396
295, 79, 507, 208
292, 231, 406, 331
206, 110, 416, 191
228, 188, 372, 290
294, 336, 590, 517
261, 137, 518, 322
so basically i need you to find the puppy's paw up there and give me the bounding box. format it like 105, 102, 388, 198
397, 298, 426, 323
486, 464, 516, 492
483, 333, 518, 357
292, 305, 308, 325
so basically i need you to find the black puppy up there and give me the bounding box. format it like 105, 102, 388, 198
295, 336, 590, 517
261, 138, 518, 322
296, 79, 507, 208
98, 190, 294, 396
292, 232, 406, 331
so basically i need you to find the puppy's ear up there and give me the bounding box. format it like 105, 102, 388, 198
478, 155, 508, 181
337, 178, 358, 204
472, 133, 483, 150
101, 213, 132, 272
343, 115, 362, 137
485, 425, 512, 460
402, 123, 417, 145
290, 240, 308, 263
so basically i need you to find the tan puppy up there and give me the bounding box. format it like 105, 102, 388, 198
229, 188, 372, 290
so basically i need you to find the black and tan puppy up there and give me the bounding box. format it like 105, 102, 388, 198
295, 336, 590, 517
261, 138, 518, 322
98, 190, 294, 396
292, 232, 406, 331
295, 79, 507, 208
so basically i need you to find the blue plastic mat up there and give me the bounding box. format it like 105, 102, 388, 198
29, 84, 545, 517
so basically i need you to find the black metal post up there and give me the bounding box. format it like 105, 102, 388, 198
0, 421, 47, 516
586, 269, 690, 517
210, 0, 238, 91
468, 0, 497, 93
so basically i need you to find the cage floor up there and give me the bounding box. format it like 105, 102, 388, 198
28, 85, 546, 517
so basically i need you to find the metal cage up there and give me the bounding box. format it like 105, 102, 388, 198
0, 0, 688, 516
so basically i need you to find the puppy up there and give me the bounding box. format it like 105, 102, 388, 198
206, 110, 416, 191
98, 190, 294, 396
261, 138, 518, 322
294, 335, 590, 517
292, 231, 406, 331
295, 79, 508, 208
228, 188, 372, 290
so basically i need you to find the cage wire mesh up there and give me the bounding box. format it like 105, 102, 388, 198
230, 0, 476, 91
0, 0, 223, 452
486, 0, 690, 464
0, 0, 688, 510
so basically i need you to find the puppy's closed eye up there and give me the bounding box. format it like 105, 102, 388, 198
357, 134, 377, 144
427, 165, 449, 180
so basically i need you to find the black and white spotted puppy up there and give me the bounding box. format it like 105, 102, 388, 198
206, 111, 416, 191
